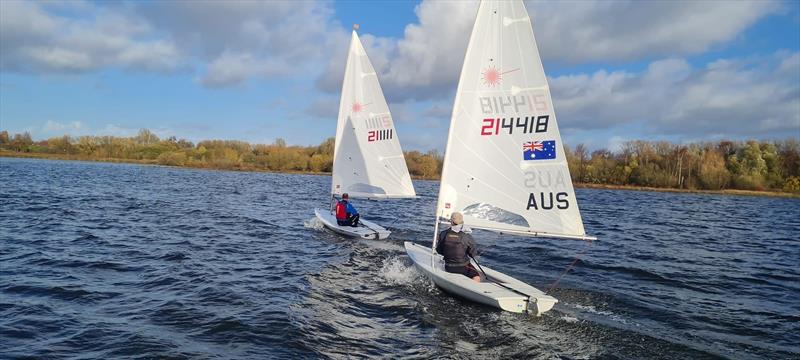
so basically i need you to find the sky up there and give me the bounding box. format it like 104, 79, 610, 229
0, 0, 798, 152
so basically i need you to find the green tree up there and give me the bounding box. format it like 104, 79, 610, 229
783, 176, 800, 192
697, 149, 730, 190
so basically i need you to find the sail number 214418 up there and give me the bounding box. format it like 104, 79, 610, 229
481, 116, 549, 136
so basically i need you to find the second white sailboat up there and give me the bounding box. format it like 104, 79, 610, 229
315, 26, 416, 240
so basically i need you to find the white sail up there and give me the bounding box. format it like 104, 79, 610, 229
331, 30, 416, 199
436, 0, 590, 239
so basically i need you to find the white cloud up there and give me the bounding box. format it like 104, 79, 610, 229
529, 0, 781, 62
199, 52, 256, 88
316, 1, 477, 101
550, 51, 800, 138
137, 1, 340, 88
24, 120, 176, 141
316, 0, 781, 102
422, 103, 453, 119
42, 120, 84, 134
0, 0, 182, 73
379, 1, 479, 101
98, 124, 138, 137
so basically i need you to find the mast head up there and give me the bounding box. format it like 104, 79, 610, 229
353, 23, 360, 31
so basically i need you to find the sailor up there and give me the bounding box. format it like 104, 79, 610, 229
335, 193, 360, 227
436, 212, 481, 282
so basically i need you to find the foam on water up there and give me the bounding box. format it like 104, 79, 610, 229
571, 303, 631, 325
560, 315, 580, 323
303, 216, 325, 230
572, 303, 614, 316
379, 256, 421, 286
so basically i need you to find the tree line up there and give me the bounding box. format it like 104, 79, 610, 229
1, 129, 798, 192
565, 139, 799, 192
0, 129, 444, 179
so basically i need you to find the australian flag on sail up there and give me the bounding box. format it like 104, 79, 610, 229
523, 140, 556, 160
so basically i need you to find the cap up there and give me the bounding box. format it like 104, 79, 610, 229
450, 212, 463, 225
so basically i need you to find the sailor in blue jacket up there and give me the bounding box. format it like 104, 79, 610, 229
335, 193, 360, 227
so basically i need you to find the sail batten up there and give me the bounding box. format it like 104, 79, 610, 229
331, 30, 416, 199
435, 0, 591, 239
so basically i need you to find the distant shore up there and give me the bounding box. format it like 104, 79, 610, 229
0, 150, 333, 177
573, 182, 800, 199
4, 151, 798, 199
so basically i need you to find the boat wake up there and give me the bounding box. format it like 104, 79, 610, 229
379, 256, 421, 286
303, 217, 325, 231
560, 315, 580, 323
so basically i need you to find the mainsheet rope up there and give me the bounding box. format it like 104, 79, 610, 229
475, 235, 594, 295
545, 238, 593, 294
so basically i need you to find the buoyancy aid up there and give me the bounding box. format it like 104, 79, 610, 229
335, 200, 348, 220
437, 229, 477, 267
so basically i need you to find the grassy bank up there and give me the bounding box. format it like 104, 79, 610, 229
0, 150, 403, 179
574, 182, 800, 199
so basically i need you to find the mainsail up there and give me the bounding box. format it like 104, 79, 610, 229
435, 0, 591, 240
331, 30, 416, 199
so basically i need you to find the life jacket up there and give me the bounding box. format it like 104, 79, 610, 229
335, 200, 348, 220
438, 229, 473, 267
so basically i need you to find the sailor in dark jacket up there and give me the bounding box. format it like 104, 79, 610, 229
436, 212, 481, 282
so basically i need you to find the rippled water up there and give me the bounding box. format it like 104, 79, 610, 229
1, 157, 798, 359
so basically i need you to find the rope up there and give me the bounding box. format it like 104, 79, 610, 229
545, 238, 593, 294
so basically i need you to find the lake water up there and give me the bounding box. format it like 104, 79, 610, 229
1, 157, 798, 359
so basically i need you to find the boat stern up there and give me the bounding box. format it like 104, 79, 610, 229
527, 295, 558, 316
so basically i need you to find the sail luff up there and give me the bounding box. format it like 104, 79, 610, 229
330, 31, 358, 196
431, 1, 487, 250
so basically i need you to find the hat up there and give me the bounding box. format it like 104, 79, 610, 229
450, 212, 463, 225
342, 193, 349, 199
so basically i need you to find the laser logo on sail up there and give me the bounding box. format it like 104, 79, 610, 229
352, 102, 363, 113
481, 67, 520, 87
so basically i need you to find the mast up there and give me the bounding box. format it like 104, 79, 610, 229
430, 2, 485, 259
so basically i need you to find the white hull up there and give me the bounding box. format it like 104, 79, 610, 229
314, 208, 391, 240
404, 242, 557, 315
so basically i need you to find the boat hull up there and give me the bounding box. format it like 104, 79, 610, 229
314, 208, 391, 240
404, 242, 557, 315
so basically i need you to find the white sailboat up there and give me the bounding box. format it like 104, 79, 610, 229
315, 26, 416, 240
404, 0, 595, 315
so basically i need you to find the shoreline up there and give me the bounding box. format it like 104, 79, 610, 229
573, 183, 799, 199
3, 151, 798, 198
